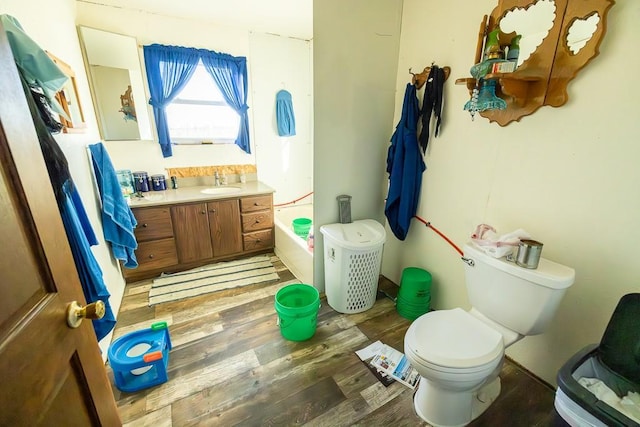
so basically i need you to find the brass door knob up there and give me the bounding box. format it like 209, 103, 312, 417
66, 300, 105, 328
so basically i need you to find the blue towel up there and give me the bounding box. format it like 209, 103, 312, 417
88, 143, 138, 268
276, 89, 296, 137
61, 180, 116, 341
385, 83, 425, 240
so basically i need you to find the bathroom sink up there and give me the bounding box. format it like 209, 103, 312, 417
200, 186, 241, 195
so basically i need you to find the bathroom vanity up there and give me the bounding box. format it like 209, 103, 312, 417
123, 182, 274, 282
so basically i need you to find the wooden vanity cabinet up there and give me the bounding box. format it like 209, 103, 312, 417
125, 193, 273, 282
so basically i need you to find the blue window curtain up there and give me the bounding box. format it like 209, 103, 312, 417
143, 44, 200, 157
200, 51, 251, 154
143, 44, 251, 157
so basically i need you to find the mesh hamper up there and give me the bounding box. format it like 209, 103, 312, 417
320, 219, 386, 313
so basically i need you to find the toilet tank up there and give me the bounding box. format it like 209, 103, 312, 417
463, 243, 575, 336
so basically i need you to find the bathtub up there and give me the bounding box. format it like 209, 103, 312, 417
274, 203, 313, 285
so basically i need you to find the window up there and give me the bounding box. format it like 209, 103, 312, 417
165, 61, 240, 144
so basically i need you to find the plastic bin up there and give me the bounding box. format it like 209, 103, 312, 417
320, 219, 386, 313
555, 293, 640, 426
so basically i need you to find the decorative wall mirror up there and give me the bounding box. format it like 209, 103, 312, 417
46, 52, 86, 133
78, 26, 152, 140
456, 0, 615, 126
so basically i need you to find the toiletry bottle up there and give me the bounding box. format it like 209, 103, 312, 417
307, 229, 314, 251
507, 35, 521, 65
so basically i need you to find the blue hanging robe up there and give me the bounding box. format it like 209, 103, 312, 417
275, 89, 296, 136
384, 83, 425, 241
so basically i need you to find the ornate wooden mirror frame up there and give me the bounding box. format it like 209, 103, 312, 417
456, 0, 615, 126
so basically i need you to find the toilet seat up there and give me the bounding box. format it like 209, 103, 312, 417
406, 308, 504, 370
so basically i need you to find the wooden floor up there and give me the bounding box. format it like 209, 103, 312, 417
108, 255, 568, 426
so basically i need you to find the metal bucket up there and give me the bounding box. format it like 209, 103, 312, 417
515, 239, 543, 269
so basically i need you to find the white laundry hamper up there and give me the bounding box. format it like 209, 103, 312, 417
320, 219, 386, 313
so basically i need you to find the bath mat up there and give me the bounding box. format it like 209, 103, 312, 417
148, 255, 279, 306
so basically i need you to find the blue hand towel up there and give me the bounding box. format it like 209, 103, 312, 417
276, 89, 296, 137
88, 143, 138, 268
61, 180, 116, 341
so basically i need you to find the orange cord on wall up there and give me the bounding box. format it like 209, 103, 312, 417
414, 215, 464, 257
273, 192, 314, 207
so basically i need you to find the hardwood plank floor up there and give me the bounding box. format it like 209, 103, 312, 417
108, 255, 569, 426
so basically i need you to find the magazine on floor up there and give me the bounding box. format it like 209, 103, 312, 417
355, 341, 420, 389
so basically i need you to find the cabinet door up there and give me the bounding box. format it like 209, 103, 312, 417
208, 199, 243, 258
135, 238, 178, 271
133, 207, 173, 242
171, 203, 213, 263
241, 210, 274, 233
240, 195, 272, 213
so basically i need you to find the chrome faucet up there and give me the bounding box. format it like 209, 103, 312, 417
214, 171, 220, 186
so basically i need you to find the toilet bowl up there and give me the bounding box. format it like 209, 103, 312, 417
404, 243, 575, 427
405, 308, 505, 427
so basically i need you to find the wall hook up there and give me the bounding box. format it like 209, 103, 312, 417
411, 65, 451, 89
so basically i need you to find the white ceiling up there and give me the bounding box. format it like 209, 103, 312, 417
77, 0, 313, 40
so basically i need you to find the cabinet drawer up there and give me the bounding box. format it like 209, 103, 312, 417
240, 195, 272, 213
133, 207, 174, 242
242, 211, 274, 233
134, 238, 178, 271
243, 229, 273, 252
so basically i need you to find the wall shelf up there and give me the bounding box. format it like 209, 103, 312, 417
457, 0, 615, 126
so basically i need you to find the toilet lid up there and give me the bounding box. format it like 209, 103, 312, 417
407, 308, 504, 369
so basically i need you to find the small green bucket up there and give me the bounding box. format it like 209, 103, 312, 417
292, 218, 312, 240
397, 267, 432, 320
275, 284, 320, 341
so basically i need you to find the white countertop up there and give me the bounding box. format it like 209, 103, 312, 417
128, 181, 275, 208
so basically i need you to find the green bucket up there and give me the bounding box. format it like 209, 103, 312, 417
292, 218, 312, 240
275, 284, 320, 341
397, 267, 432, 320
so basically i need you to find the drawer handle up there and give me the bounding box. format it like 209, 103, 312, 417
143, 223, 148, 228
201, 210, 206, 214
209, 209, 216, 213
256, 239, 262, 243
254, 202, 259, 206
148, 254, 154, 259
255, 220, 260, 224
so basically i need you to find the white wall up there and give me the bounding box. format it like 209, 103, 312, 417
382, 0, 640, 385
250, 32, 313, 206
313, 0, 403, 291
1, 0, 126, 357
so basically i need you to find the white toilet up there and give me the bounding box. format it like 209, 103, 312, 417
404, 243, 575, 427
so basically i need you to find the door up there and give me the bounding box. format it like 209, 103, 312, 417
208, 199, 243, 257
171, 202, 214, 263
0, 27, 120, 426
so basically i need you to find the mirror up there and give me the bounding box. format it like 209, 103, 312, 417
499, 0, 556, 68
78, 26, 152, 141
46, 52, 86, 133
566, 13, 600, 55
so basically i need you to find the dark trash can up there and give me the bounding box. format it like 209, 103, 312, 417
555, 293, 640, 427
